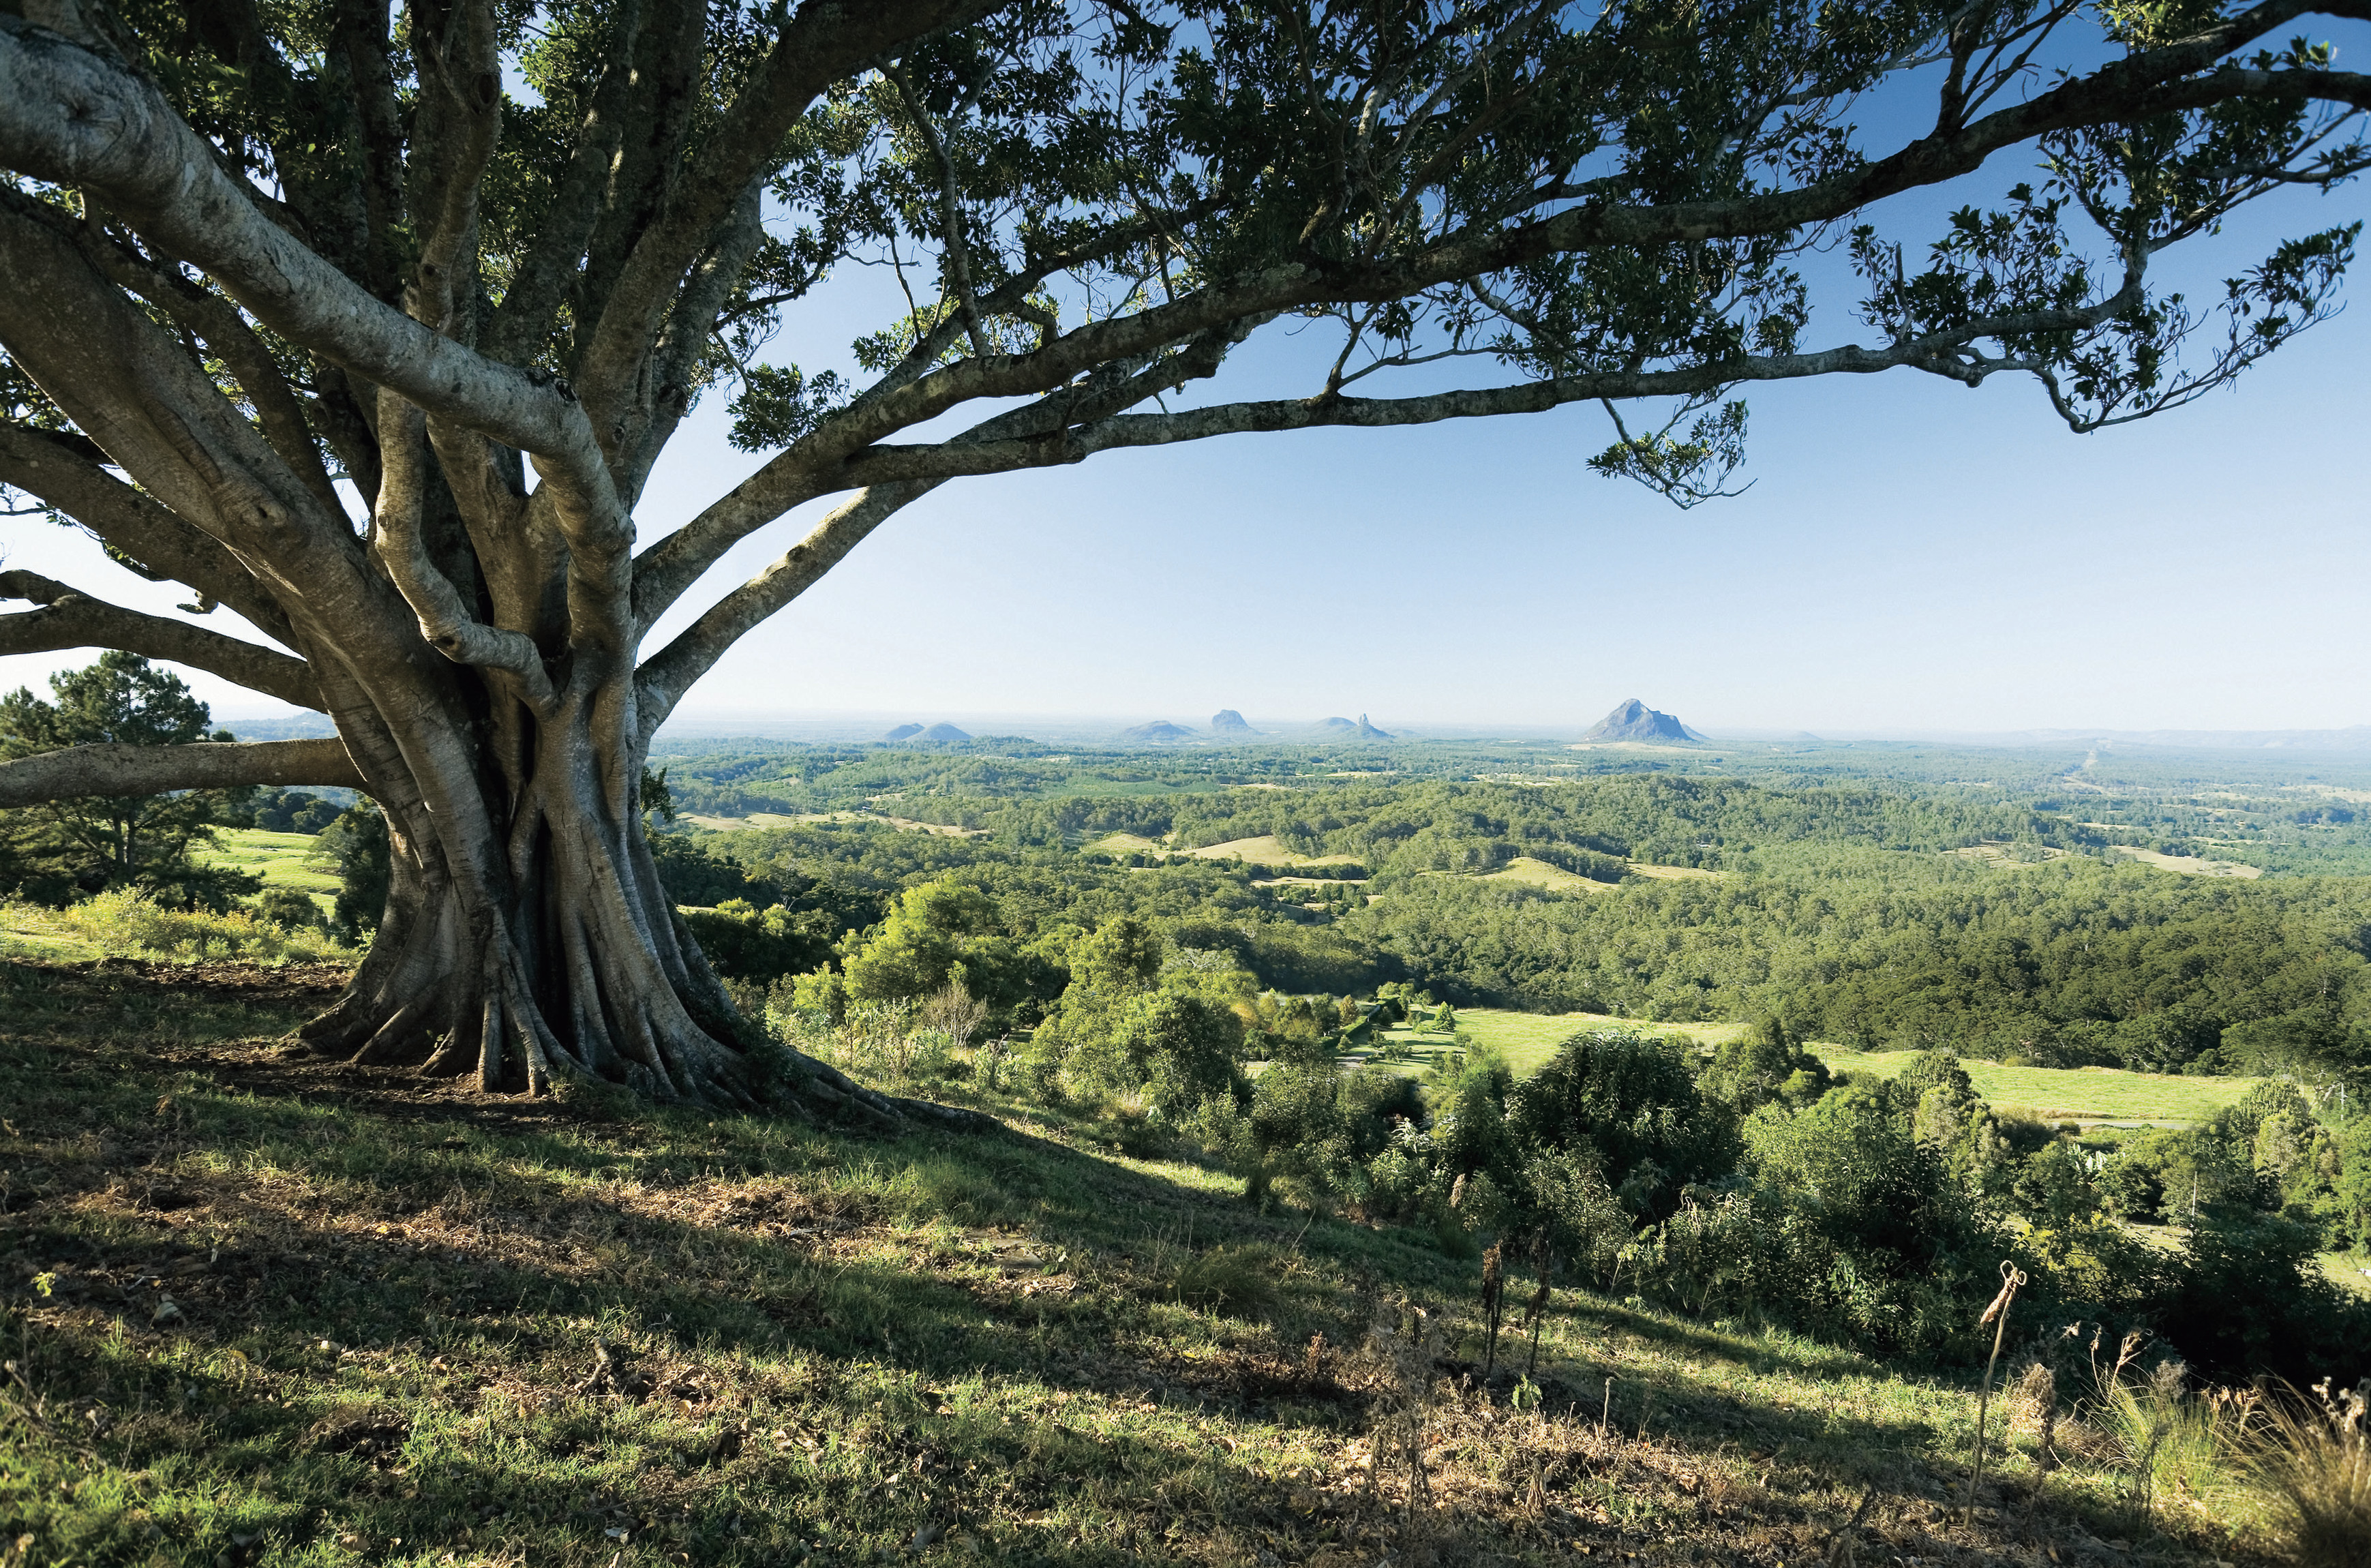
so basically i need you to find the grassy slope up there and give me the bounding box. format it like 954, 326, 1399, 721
1478, 859, 1608, 894
1, 964, 2284, 1567
190, 828, 345, 916
1180, 836, 1365, 868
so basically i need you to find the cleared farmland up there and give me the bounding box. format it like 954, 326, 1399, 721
191, 827, 343, 916
1812, 1049, 2259, 1124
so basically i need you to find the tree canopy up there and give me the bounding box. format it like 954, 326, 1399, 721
0, 0, 2362, 1104
0, 650, 252, 907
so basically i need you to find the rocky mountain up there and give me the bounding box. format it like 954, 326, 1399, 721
1353, 713, 1392, 740
1121, 721, 1197, 744
1209, 709, 1253, 736
919, 722, 971, 742
882, 723, 924, 742
1582, 699, 1704, 744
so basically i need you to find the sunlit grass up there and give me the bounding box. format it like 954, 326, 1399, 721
1355, 1008, 1745, 1076
1815, 1050, 2259, 1124
192, 826, 344, 916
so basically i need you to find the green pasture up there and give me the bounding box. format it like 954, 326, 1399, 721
1347, 1006, 1745, 1077
191, 826, 343, 915
1812, 1049, 2260, 1125
1343, 1012, 2256, 1128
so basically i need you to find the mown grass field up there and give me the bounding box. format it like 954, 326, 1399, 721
0, 962, 2283, 1568
1812, 1050, 2260, 1125
1353, 1015, 2251, 1128
1349, 1008, 1745, 1077
1081, 830, 1165, 856
1477, 858, 1608, 893
1179, 835, 1364, 869
190, 827, 345, 916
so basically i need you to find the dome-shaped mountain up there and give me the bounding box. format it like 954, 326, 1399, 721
882, 723, 924, 741
1582, 699, 1704, 744
1209, 709, 1253, 735
1121, 720, 1197, 744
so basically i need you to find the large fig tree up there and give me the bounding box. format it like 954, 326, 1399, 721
0, 0, 2361, 1108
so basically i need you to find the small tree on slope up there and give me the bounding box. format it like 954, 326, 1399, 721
0, 1, 2362, 1109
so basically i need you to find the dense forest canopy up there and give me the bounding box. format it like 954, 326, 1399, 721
0, 0, 2365, 1105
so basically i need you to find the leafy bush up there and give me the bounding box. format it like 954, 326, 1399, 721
57, 888, 351, 964
2158, 1213, 2371, 1382
1699, 1016, 1829, 1112
249, 888, 327, 932
1505, 1029, 1735, 1222
678, 899, 835, 981
247, 788, 343, 834
316, 804, 389, 941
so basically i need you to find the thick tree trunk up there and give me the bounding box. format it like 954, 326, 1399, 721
292, 684, 903, 1122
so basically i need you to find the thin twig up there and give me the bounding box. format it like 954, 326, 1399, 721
1966, 1261, 2028, 1524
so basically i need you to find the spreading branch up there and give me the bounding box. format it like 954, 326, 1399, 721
626, 0, 2368, 624
0, 423, 300, 646
635, 481, 939, 736
0, 569, 322, 710
0, 16, 616, 530
0, 737, 363, 809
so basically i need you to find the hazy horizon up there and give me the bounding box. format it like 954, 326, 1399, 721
202, 696, 2371, 749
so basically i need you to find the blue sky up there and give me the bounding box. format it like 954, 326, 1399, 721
633, 162, 2371, 737
5, 20, 2368, 738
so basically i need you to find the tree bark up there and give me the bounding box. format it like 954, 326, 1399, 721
287, 680, 909, 1120
0, 738, 362, 806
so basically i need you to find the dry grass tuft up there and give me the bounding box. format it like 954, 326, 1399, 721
2245, 1379, 2371, 1568
1168, 1241, 1287, 1318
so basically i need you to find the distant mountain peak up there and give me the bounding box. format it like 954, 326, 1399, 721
1582, 698, 1704, 744
1355, 712, 1391, 740
1121, 720, 1197, 744
887, 721, 972, 744
1209, 708, 1252, 735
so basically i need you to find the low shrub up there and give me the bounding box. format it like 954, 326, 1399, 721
250, 887, 327, 932
1168, 1242, 1285, 1318
56, 888, 352, 964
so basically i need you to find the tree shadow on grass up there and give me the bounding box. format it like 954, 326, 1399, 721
0, 959, 2242, 1568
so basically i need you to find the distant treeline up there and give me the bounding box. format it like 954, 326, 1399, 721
652, 734, 2371, 875
1350, 858, 2371, 1072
